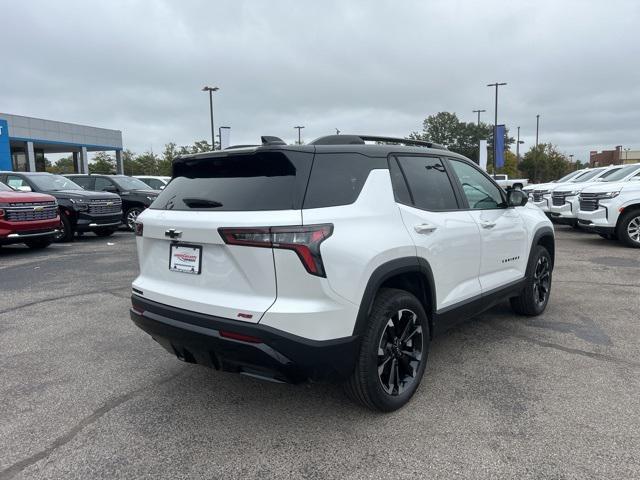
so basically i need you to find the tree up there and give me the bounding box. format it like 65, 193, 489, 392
494, 150, 521, 177
89, 152, 116, 174
158, 142, 178, 176
122, 149, 137, 175
410, 112, 513, 164
135, 151, 160, 175
519, 144, 573, 183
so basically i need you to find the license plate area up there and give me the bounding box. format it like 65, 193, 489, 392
169, 243, 202, 275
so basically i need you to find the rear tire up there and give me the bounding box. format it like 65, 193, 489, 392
25, 238, 52, 249
345, 288, 430, 412
54, 214, 74, 243
94, 227, 116, 237
616, 210, 640, 248
510, 245, 552, 316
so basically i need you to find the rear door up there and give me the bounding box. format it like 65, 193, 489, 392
132, 149, 313, 322
390, 155, 483, 310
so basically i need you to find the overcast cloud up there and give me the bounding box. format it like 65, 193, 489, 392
2, 0, 639, 161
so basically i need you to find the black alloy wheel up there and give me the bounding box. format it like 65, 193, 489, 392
377, 309, 423, 396
532, 255, 551, 307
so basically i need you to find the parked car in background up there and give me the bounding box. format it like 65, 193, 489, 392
493, 174, 528, 190
135, 176, 171, 190
0, 172, 122, 242
0, 181, 59, 249
129, 134, 554, 412
66, 174, 160, 231
525, 168, 593, 215
578, 164, 640, 247
548, 165, 627, 226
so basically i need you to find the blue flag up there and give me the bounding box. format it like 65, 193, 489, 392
495, 124, 505, 169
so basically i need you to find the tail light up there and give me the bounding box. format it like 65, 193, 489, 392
219, 224, 333, 277
135, 222, 144, 236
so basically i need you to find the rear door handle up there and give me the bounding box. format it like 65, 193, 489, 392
414, 223, 438, 234
479, 220, 496, 229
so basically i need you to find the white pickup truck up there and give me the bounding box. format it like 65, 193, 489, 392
493, 174, 529, 190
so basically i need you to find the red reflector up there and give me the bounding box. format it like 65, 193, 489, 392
219, 330, 262, 343
135, 222, 144, 236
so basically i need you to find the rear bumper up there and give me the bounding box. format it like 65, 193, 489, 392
130, 294, 360, 383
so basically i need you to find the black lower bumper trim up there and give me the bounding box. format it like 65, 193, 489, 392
577, 222, 615, 235
130, 295, 360, 383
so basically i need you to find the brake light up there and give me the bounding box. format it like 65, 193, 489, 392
0, 209, 4, 219
135, 222, 143, 236
219, 224, 333, 277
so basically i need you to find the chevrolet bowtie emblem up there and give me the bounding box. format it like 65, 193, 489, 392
33, 206, 44, 212
165, 229, 182, 239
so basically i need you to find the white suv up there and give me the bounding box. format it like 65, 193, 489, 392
548, 165, 627, 226
577, 163, 640, 247
525, 169, 590, 213
130, 134, 555, 411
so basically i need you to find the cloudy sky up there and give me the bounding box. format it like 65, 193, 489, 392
2, 0, 639, 162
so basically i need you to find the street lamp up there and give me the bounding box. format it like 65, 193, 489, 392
516, 126, 524, 162
294, 126, 305, 145
624, 147, 631, 164
487, 82, 507, 175
202, 86, 219, 150
535, 114, 540, 147
472, 109, 486, 126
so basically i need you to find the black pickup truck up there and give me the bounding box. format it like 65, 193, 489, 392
0, 172, 122, 241
66, 174, 160, 230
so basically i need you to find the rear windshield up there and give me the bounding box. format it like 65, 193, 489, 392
153, 151, 313, 211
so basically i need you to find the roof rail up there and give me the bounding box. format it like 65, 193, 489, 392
309, 134, 447, 150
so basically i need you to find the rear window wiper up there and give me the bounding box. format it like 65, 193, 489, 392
182, 198, 224, 209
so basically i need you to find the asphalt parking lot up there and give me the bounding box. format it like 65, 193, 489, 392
1, 227, 639, 479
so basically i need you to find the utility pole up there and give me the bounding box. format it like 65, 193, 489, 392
487, 82, 507, 176
535, 114, 540, 147
294, 126, 305, 145
472, 109, 486, 126
516, 126, 524, 163
202, 86, 220, 150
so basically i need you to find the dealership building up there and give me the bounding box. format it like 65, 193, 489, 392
0, 113, 123, 174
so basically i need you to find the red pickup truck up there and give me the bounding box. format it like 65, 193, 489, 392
0, 181, 60, 249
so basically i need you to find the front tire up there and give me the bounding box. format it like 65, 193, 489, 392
125, 207, 142, 231
345, 288, 430, 412
617, 210, 640, 248
54, 214, 74, 242
510, 245, 552, 316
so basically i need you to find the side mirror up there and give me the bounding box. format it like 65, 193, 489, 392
507, 189, 528, 207
102, 185, 118, 193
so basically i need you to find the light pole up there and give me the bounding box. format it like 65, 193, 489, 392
202, 86, 219, 150
624, 147, 631, 164
516, 126, 524, 163
535, 114, 540, 147
294, 126, 305, 145
487, 82, 507, 175
472, 109, 486, 126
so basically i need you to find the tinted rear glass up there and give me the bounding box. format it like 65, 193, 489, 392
303, 153, 385, 209
397, 156, 459, 210
153, 151, 313, 211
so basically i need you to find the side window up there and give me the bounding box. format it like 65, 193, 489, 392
71, 177, 92, 189
388, 157, 412, 205
148, 179, 162, 189
6, 175, 30, 190
94, 177, 114, 191
448, 159, 505, 210
395, 156, 459, 211
303, 153, 385, 209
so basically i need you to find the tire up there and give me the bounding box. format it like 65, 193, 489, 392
54, 214, 74, 243
345, 288, 430, 412
94, 227, 116, 237
124, 207, 142, 231
25, 238, 52, 249
616, 209, 640, 248
510, 245, 552, 316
